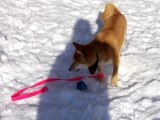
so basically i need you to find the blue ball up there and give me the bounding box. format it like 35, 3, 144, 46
76, 81, 87, 91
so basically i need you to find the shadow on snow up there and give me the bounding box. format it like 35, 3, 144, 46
37, 13, 111, 120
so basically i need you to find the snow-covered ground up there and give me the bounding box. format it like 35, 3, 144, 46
1, 0, 160, 120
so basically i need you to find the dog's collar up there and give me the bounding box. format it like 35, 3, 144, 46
88, 45, 99, 74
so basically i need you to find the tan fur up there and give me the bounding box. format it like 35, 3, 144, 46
69, 3, 127, 86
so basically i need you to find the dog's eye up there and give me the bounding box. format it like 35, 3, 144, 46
75, 63, 79, 66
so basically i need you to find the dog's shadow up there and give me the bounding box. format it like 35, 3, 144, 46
37, 13, 111, 120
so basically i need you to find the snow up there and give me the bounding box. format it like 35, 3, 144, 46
0, 0, 160, 120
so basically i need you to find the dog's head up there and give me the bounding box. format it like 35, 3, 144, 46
69, 42, 98, 74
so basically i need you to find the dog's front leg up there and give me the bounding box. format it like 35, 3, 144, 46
98, 64, 103, 72
97, 64, 105, 82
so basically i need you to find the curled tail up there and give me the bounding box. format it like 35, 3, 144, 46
101, 3, 120, 22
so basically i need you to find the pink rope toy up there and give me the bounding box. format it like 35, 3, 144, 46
11, 73, 104, 102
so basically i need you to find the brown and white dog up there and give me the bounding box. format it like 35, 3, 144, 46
69, 3, 127, 86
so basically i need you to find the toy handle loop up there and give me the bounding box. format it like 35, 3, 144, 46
11, 73, 103, 101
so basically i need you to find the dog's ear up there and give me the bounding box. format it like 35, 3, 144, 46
73, 42, 81, 50
76, 50, 84, 56
88, 58, 98, 74
73, 42, 84, 56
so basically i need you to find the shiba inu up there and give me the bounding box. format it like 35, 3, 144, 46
69, 3, 127, 86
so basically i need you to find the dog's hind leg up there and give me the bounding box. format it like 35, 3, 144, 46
111, 52, 120, 87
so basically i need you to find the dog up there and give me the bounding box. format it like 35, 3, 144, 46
69, 3, 127, 86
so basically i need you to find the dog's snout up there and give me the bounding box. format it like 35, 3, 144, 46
69, 68, 71, 71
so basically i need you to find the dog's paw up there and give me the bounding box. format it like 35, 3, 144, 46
111, 76, 118, 87
111, 82, 118, 87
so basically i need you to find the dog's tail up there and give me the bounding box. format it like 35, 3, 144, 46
101, 3, 120, 22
